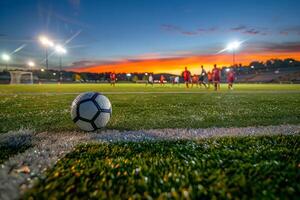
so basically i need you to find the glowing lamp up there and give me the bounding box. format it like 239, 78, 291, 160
227, 41, 240, 51
226, 40, 242, 67
2, 54, 10, 61
39, 36, 54, 47
28, 61, 35, 67
55, 45, 67, 54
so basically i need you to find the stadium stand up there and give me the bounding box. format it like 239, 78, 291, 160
234, 66, 300, 83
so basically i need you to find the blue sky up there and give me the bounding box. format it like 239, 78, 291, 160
0, 0, 300, 70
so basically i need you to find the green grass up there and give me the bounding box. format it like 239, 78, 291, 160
0, 83, 300, 94
0, 93, 300, 133
25, 135, 300, 199
0, 84, 300, 133
1, 84, 299, 198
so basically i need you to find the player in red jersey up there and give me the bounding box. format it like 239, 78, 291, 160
207, 71, 213, 89
182, 66, 191, 88
212, 64, 221, 91
191, 74, 199, 88
160, 75, 165, 86
227, 69, 235, 90
110, 71, 116, 86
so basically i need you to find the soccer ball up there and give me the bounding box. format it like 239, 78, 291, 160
71, 92, 112, 131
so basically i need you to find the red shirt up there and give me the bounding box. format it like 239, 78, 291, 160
183, 70, 191, 80
192, 75, 198, 82
227, 71, 235, 81
160, 75, 165, 82
212, 68, 220, 79
110, 73, 116, 80
207, 72, 212, 80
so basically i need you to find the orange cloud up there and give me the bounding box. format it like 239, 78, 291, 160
70, 51, 300, 75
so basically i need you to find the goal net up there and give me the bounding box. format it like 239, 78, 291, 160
9, 71, 33, 84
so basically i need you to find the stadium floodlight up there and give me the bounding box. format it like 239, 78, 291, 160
2, 53, 11, 70
39, 35, 54, 70
27, 61, 35, 67
55, 44, 67, 54
2, 53, 10, 61
227, 41, 241, 51
39, 36, 54, 47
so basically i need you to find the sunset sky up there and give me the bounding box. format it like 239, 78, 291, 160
0, 0, 300, 74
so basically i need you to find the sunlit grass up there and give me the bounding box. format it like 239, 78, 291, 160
25, 135, 300, 199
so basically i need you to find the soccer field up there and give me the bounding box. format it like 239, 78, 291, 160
0, 83, 300, 199
1, 83, 300, 133
1, 83, 300, 94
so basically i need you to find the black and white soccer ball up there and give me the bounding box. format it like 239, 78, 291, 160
71, 92, 112, 131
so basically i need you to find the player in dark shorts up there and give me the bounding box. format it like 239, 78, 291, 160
199, 65, 207, 88
182, 66, 191, 88
212, 64, 221, 91
227, 69, 235, 90
110, 71, 116, 87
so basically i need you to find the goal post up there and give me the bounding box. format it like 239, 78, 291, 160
9, 71, 33, 84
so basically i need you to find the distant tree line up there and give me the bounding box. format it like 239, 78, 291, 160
248, 58, 299, 69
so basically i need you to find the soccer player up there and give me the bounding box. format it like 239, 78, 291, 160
207, 70, 213, 89
212, 64, 221, 91
110, 71, 116, 86
148, 74, 154, 86
191, 74, 199, 88
199, 65, 207, 88
170, 76, 175, 85
160, 75, 165, 86
182, 66, 191, 88
227, 69, 235, 90
174, 76, 180, 86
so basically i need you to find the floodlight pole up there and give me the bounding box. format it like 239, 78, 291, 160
54, 44, 67, 83
45, 47, 49, 70
232, 50, 235, 67
59, 56, 63, 82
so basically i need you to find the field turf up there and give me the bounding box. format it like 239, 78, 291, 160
0, 84, 300, 133
25, 135, 300, 199
0, 83, 300, 94
1, 83, 300, 199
